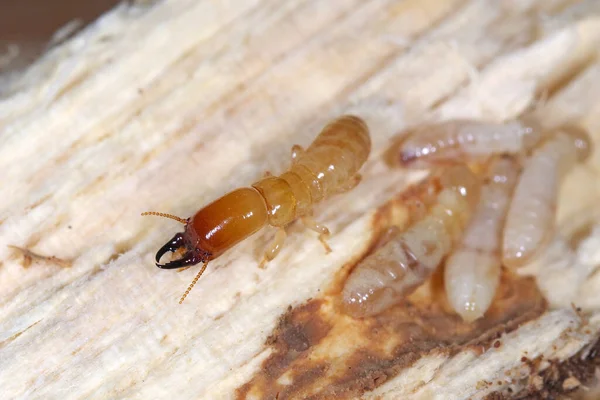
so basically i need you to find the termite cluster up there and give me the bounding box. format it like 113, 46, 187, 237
342, 115, 592, 321
145, 111, 592, 322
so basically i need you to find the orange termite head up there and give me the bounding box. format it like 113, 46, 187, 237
143, 188, 269, 302
143, 187, 269, 270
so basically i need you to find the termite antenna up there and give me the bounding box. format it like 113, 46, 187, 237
179, 261, 209, 304
141, 211, 188, 224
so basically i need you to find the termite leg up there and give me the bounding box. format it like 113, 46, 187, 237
259, 228, 287, 268
302, 216, 332, 253
336, 174, 362, 194
291, 145, 304, 163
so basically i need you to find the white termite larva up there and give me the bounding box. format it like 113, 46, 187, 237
444, 156, 520, 322
341, 165, 481, 318
396, 115, 544, 168
502, 125, 592, 269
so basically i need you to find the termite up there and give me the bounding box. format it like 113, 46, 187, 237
502, 124, 592, 268
341, 164, 480, 318
444, 156, 520, 322
394, 115, 543, 168
360, 116, 593, 321
144, 115, 371, 303
390, 117, 592, 270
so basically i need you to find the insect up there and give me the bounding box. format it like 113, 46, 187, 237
342, 116, 592, 320
395, 114, 543, 168
501, 125, 592, 268
444, 156, 520, 322
144, 115, 371, 303
341, 164, 481, 318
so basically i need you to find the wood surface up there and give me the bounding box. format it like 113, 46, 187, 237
1, 0, 600, 399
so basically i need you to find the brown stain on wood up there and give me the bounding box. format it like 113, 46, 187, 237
236, 272, 545, 400
235, 179, 548, 400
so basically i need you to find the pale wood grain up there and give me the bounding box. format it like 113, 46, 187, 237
1, 0, 600, 399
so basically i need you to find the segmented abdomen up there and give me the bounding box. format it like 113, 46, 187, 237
252, 115, 371, 228
292, 115, 371, 201
502, 125, 592, 268
341, 165, 481, 318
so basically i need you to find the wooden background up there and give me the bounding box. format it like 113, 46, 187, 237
1, 0, 600, 398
